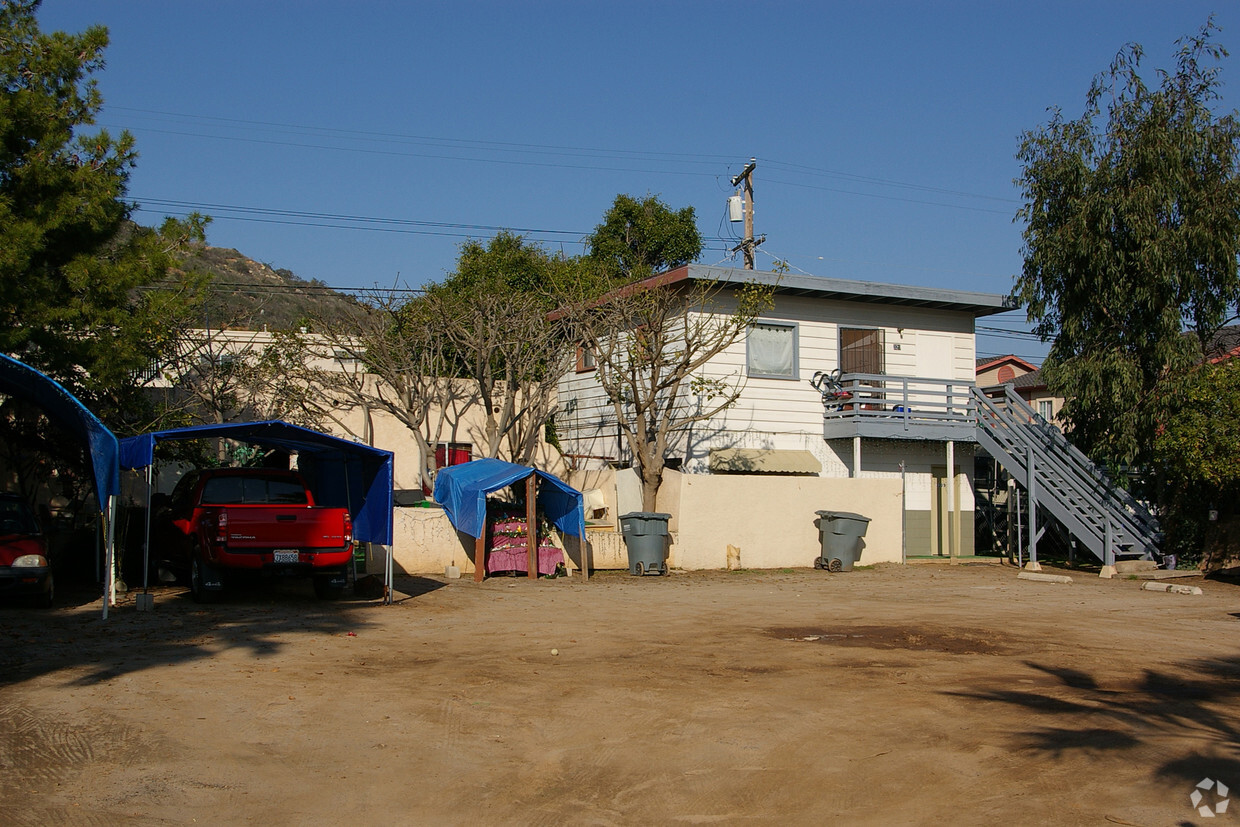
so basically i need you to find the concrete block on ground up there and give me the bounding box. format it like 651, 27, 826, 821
1141, 581, 1203, 595
1017, 571, 1073, 584
1115, 559, 1158, 574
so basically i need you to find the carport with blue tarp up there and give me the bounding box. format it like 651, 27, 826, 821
118, 420, 396, 602
0, 353, 122, 616
433, 458, 586, 581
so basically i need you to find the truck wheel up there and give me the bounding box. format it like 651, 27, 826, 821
313, 572, 346, 600
190, 556, 221, 603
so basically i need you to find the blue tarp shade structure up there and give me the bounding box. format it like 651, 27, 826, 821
119, 420, 394, 545
0, 354, 122, 617
433, 458, 586, 540
0, 353, 119, 511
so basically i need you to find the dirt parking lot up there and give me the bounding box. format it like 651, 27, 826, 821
1, 561, 1238, 825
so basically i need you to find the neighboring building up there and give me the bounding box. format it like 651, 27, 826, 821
975, 354, 1063, 424
1206, 325, 1240, 364
556, 265, 1012, 563
145, 327, 564, 495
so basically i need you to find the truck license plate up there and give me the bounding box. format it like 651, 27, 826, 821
273, 551, 299, 563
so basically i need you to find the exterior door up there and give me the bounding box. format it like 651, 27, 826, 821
930, 465, 961, 557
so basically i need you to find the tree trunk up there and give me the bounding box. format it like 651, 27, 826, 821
639, 458, 662, 513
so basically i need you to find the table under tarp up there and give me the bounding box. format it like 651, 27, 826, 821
433, 459, 585, 581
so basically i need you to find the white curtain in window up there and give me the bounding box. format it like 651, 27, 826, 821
749, 324, 794, 376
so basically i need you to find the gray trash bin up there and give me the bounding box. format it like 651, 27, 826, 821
619, 511, 671, 576
814, 510, 871, 572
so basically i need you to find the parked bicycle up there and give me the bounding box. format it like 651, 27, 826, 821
810, 368, 853, 411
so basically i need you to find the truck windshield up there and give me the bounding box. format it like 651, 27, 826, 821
201, 476, 309, 505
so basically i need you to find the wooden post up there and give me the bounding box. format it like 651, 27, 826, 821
526, 475, 538, 579
474, 532, 485, 582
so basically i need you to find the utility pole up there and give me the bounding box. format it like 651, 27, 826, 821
730, 157, 764, 269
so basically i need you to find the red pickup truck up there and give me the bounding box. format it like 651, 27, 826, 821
155, 468, 353, 602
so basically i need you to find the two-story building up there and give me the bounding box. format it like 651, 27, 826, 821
556, 265, 1012, 567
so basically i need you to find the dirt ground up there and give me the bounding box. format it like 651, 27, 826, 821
1, 561, 1238, 826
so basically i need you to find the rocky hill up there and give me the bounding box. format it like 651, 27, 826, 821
178, 245, 365, 331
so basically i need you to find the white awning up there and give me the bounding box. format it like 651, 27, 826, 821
708, 448, 822, 475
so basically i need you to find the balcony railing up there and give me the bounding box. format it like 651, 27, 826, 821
818, 373, 977, 441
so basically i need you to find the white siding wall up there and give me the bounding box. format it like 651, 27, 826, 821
555, 291, 979, 474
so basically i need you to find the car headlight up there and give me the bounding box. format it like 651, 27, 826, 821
12, 554, 49, 568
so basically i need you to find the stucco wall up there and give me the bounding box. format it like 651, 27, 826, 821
387, 505, 599, 576
667, 472, 904, 570
387, 507, 476, 575
391, 468, 903, 575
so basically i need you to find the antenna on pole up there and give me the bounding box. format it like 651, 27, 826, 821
729, 157, 764, 270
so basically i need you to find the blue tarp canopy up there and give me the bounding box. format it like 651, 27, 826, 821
434, 458, 585, 540
119, 420, 394, 545
0, 353, 119, 511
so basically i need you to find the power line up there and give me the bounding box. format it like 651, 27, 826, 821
110, 106, 739, 166
134, 197, 738, 246
105, 123, 726, 181
762, 158, 1019, 204
762, 174, 1015, 216
138, 198, 588, 237
976, 325, 1045, 340
107, 107, 1018, 216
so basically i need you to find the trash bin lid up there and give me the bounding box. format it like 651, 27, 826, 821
620, 511, 672, 520
815, 510, 871, 522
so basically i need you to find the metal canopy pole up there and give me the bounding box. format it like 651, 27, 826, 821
143, 465, 153, 592
101, 495, 117, 619
385, 544, 393, 605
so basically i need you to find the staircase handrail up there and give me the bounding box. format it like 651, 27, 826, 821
972, 386, 1159, 555
997, 386, 1160, 536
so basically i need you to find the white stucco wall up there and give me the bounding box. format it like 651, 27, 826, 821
390, 468, 903, 575
666, 471, 903, 570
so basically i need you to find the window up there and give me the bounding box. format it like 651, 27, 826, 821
424, 443, 472, 495
436, 443, 472, 470
747, 322, 798, 379
333, 349, 361, 368
576, 345, 596, 373
840, 328, 885, 376
1037, 400, 1054, 421
200, 475, 308, 505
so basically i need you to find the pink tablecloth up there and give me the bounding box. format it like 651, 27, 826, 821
485, 542, 563, 575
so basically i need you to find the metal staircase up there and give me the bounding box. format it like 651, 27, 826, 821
971, 385, 1162, 565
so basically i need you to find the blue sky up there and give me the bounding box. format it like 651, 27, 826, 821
35, 1, 1240, 362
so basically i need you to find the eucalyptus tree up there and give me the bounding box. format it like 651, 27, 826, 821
1013, 20, 1240, 473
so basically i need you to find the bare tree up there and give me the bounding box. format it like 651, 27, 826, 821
429, 287, 574, 464
283, 290, 476, 490
567, 275, 773, 510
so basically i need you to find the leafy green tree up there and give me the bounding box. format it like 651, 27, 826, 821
0, 0, 209, 432
1153, 359, 1240, 565
585, 193, 702, 283
1012, 20, 1240, 473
